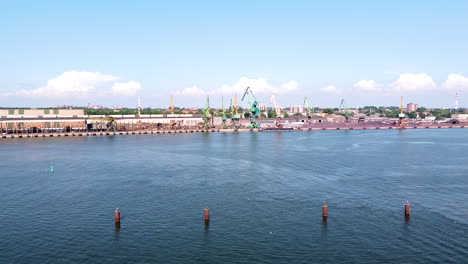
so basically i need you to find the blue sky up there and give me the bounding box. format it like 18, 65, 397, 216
1, 0, 467, 108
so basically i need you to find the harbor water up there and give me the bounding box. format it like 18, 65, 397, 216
0, 129, 467, 263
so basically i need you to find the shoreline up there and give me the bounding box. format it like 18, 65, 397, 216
0, 125, 465, 140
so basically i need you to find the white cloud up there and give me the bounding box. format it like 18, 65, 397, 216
174, 77, 299, 96
354, 80, 381, 93
280, 81, 299, 93
387, 73, 436, 93
320, 85, 342, 95
174, 85, 207, 96
11, 71, 142, 98
112, 81, 142, 96
17, 71, 119, 97
441, 74, 468, 90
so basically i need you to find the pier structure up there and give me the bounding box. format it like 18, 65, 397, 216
0, 108, 466, 139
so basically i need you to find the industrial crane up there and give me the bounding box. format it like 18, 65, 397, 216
270, 94, 283, 127
170, 95, 175, 115
230, 96, 241, 129
85, 116, 117, 131
241, 87, 260, 128
137, 96, 141, 117
398, 96, 406, 128
221, 97, 228, 129
202, 96, 212, 130
304, 97, 312, 119
270, 95, 282, 117
339, 99, 351, 122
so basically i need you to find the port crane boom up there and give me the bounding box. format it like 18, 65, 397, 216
270, 95, 282, 117
304, 97, 312, 118
202, 96, 212, 130
242, 87, 260, 128
221, 97, 228, 129
339, 99, 351, 122
230, 95, 241, 129
270, 94, 283, 127
170, 95, 175, 115
398, 96, 406, 128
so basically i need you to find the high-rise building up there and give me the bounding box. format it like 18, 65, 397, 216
407, 103, 418, 112
259, 104, 267, 111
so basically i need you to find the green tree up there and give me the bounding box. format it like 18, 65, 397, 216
430, 108, 451, 120
267, 110, 276, 118
416, 107, 427, 112
384, 109, 399, 118
323, 108, 334, 114
406, 112, 417, 118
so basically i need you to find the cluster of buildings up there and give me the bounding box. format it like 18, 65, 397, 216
289, 105, 306, 114
407, 103, 419, 112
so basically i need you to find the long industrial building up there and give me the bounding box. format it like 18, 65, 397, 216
0, 108, 203, 132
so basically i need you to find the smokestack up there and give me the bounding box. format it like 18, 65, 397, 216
455, 93, 458, 110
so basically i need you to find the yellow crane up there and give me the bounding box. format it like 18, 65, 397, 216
170, 95, 175, 115
85, 116, 117, 131
234, 95, 239, 115
398, 96, 406, 127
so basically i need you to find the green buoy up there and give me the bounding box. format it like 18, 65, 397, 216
50, 166, 54, 173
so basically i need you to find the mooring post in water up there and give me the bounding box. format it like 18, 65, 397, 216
204, 208, 210, 224
115, 208, 121, 223
405, 201, 411, 217
322, 203, 328, 218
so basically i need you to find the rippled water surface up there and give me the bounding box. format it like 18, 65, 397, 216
0, 129, 467, 263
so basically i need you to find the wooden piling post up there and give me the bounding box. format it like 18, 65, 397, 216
115, 208, 121, 223
405, 201, 411, 217
204, 208, 210, 224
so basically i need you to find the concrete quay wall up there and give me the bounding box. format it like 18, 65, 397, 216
0, 125, 464, 140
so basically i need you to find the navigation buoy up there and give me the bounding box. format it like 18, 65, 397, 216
204, 208, 210, 224
50, 166, 54, 173
405, 201, 411, 217
322, 203, 328, 218
115, 208, 121, 223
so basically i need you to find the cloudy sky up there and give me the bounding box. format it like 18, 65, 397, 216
1, 0, 467, 108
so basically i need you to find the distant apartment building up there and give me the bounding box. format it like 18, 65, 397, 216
289, 105, 305, 114
407, 103, 418, 112
258, 104, 267, 111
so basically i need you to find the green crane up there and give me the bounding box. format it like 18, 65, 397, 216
339, 99, 351, 122
304, 97, 312, 119
241, 87, 260, 128
221, 96, 228, 129
203, 96, 212, 130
